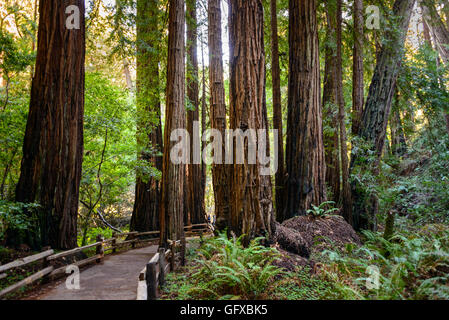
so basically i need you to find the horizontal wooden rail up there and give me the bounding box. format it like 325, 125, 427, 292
0, 249, 54, 273
47, 242, 103, 261
0, 266, 54, 299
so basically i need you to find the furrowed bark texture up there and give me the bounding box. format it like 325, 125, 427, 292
160, 0, 185, 246
336, 0, 353, 225
270, 0, 286, 222
131, 0, 162, 232
323, 1, 341, 204
285, 0, 327, 219
229, 0, 274, 243
350, 0, 416, 231
14, 0, 85, 250
186, 0, 205, 225
208, 0, 230, 231
352, 0, 364, 136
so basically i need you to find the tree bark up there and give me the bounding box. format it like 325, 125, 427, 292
186, 0, 205, 226
350, 0, 416, 231
14, 0, 85, 250
160, 0, 186, 247
270, 0, 286, 222
285, 0, 327, 219
352, 0, 364, 136
208, 0, 230, 231
228, 0, 274, 243
131, 0, 162, 233
322, 1, 341, 205
336, 0, 353, 225
390, 91, 407, 156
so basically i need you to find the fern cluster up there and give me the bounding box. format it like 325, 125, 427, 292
319, 227, 449, 299
187, 232, 283, 300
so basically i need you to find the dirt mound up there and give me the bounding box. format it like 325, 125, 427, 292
275, 215, 361, 257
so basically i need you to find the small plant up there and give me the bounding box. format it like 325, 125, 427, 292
307, 201, 339, 218
187, 232, 283, 299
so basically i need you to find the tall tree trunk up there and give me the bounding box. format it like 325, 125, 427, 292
350, 0, 416, 231
352, 0, 364, 136
270, 0, 286, 222
228, 0, 274, 243
186, 0, 205, 225
131, 0, 162, 233
14, 0, 85, 250
285, 0, 327, 219
123, 59, 133, 91
323, 1, 341, 205
390, 91, 407, 156
336, 0, 353, 225
160, 0, 186, 248
208, 0, 230, 231
200, 37, 207, 219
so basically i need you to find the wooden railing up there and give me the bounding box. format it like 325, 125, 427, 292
0, 224, 211, 299
137, 239, 181, 300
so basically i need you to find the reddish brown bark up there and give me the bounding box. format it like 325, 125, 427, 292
15, 0, 85, 250
160, 0, 186, 247
228, 0, 274, 243
270, 0, 286, 222
285, 0, 327, 218
186, 0, 205, 226
352, 0, 364, 136
208, 0, 230, 231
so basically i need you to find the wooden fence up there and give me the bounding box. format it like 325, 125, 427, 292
0, 223, 211, 299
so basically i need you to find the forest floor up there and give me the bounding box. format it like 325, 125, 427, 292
161, 149, 449, 300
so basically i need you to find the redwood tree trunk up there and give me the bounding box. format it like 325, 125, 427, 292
350, 0, 416, 231
160, 0, 186, 247
14, 0, 85, 250
352, 0, 364, 136
336, 0, 353, 225
131, 0, 162, 232
270, 0, 286, 222
285, 0, 327, 218
322, 1, 341, 205
208, 0, 230, 231
186, 0, 205, 226
228, 0, 274, 243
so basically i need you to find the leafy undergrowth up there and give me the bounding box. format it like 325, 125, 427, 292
161, 220, 449, 300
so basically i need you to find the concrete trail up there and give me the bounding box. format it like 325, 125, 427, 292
31, 245, 158, 300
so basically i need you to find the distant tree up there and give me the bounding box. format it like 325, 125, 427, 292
130, 0, 163, 233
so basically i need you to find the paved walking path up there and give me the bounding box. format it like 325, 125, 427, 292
31, 245, 158, 300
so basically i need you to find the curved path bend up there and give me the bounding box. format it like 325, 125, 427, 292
29, 245, 158, 300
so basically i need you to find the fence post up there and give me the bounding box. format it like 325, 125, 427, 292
96, 234, 104, 263
131, 233, 136, 249
170, 242, 176, 271
158, 248, 166, 286
111, 232, 117, 253
146, 261, 157, 300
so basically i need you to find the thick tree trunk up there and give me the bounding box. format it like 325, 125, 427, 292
285, 0, 327, 219
270, 0, 286, 222
352, 0, 364, 136
322, 1, 341, 205
350, 0, 416, 231
131, 0, 162, 233
14, 0, 85, 250
160, 0, 186, 247
228, 0, 274, 243
186, 0, 205, 226
200, 40, 207, 219
208, 0, 230, 231
336, 0, 353, 225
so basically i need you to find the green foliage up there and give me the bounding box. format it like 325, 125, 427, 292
319, 227, 449, 300
307, 201, 339, 218
0, 201, 38, 243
